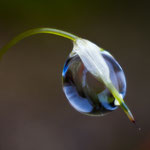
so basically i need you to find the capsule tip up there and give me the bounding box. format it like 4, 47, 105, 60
132, 119, 135, 124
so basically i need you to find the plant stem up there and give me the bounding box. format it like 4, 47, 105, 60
0, 28, 78, 59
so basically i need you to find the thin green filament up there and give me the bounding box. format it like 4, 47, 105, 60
0, 28, 78, 59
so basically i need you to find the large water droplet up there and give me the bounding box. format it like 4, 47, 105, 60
62, 50, 126, 116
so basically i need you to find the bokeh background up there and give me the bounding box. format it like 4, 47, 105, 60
0, 0, 149, 150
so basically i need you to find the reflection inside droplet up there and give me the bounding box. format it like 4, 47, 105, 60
62, 50, 126, 116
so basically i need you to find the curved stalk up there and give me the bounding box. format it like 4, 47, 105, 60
0, 28, 78, 59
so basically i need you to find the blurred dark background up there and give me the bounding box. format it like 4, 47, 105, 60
0, 0, 149, 150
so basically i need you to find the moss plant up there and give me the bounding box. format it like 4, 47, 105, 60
0, 28, 135, 124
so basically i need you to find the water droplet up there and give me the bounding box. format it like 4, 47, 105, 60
62, 50, 126, 116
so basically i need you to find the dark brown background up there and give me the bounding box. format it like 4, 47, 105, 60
0, 0, 149, 150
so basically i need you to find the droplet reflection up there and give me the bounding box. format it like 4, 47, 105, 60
62, 50, 126, 116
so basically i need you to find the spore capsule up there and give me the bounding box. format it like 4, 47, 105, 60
62, 50, 126, 116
